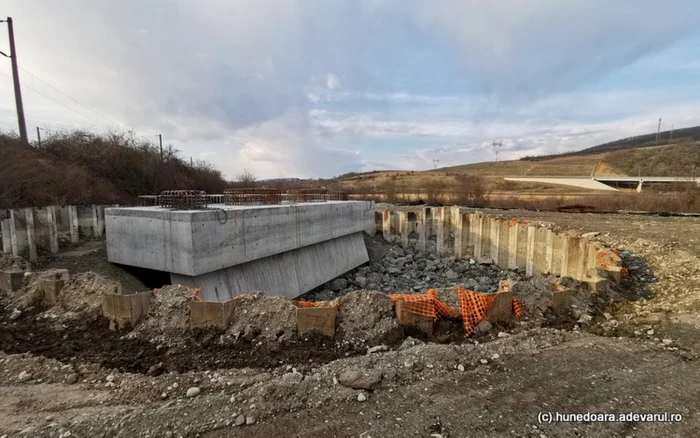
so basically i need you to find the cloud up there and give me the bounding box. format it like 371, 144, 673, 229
326, 74, 341, 90
1, 0, 699, 180
223, 112, 364, 179
392, 0, 700, 95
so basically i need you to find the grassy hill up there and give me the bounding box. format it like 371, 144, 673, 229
0, 131, 227, 209
336, 139, 700, 189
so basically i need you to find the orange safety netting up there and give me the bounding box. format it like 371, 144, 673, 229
457, 287, 495, 336
513, 299, 526, 319
508, 218, 529, 227
292, 300, 341, 309
391, 287, 525, 337
389, 292, 437, 319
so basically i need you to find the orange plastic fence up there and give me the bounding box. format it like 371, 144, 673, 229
508, 218, 529, 227
390, 287, 525, 337
389, 292, 438, 319
292, 300, 341, 309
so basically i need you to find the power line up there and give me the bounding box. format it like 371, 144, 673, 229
18, 66, 122, 127
0, 70, 101, 126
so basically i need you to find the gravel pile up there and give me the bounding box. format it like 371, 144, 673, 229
128, 285, 196, 345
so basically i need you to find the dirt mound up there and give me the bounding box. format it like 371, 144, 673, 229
4, 272, 37, 311
53, 272, 121, 320
437, 287, 461, 312
128, 285, 196, 345
225, 293, 297, 342
337, 290, 403, 345
0, 253, 29, 271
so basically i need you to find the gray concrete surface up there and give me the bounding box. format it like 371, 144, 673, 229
105, 201, 375, 300
172, 232, 368, 301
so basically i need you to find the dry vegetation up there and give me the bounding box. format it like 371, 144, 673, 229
0, 131, 226, 208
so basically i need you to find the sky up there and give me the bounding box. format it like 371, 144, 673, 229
1, 0, 700, 180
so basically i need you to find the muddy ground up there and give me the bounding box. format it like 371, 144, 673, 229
1, 211, 700, 437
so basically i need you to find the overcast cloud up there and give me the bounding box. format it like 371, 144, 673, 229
1, 1, 699, 179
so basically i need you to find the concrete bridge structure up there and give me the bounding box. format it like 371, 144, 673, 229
105, 201, 375, 302
504, 176, 700, 192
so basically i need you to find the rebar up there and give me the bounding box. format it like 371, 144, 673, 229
158, 190, 208, 209
224, 188, 282, 205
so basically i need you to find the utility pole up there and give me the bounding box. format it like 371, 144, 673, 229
492, 140, 503, 162
0, 17, 28, 143
158, 134, 163, 160
655, 118, 662, 143
36, 126, 41, 147
669, 124, 674, 144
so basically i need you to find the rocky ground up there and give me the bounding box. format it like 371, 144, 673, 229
303, 234, 526, 301
1, 210, 700, 437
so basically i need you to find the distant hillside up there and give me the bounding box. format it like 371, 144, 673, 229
522, 125, 700, 161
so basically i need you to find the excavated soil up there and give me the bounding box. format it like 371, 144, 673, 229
3, 211, 700, 436
0, 302, 367, 375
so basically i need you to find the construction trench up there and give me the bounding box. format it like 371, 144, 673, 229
7, 191, 679, 437
0, 190, 627, 368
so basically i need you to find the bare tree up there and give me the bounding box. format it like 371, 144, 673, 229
384, 175, 398, 203
451, 174, 488, 207
236, 168, 257, 186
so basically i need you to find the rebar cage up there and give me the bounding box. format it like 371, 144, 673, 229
224, 188, 282, 205
158, 190, 208, 209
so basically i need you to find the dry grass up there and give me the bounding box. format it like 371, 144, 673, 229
0, 131, 227, 208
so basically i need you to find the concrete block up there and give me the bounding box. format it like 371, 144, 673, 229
296, 307, 337, 338
436, 207, 451, 256
189, 299, 235, 329
497, 219, 511, 269
550, 232, 564, 276
562, 236, 585, 280
466, 213, 478, 257
544, 228, 554, 274
38, 269, 70, 305
1, 217, 11, 253
525, 225, 536, 276
586, 277, 608, 292
68, 206, 79, 243
490, 218, 504, 267
382, 210, 393, 242
397, 211, 409, 247
0, 269, 25, 294
77, 206, 96, 238
477, 215, 491, 262
486, 291, 513, 324
507, 222, 519, 269
9, 209, 36, 261
550, 289, 572, 315
32, 206, 59, 253
101, 291, 152, 331
172, 231, 368, 302
516, 222, 528, 267
55, 206, 72, 242
47, 207, 59, 253
450, 207, 464, 259
394, 300, 433, 336
533, 227, 549, 274
475, 214, 488, 262
417, 209, 428, 251
24, 208, 37, 262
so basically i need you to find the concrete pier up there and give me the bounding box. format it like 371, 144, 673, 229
105, 201, 375, 301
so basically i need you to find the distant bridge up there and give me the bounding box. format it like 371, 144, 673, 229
504, 176, 700, 192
